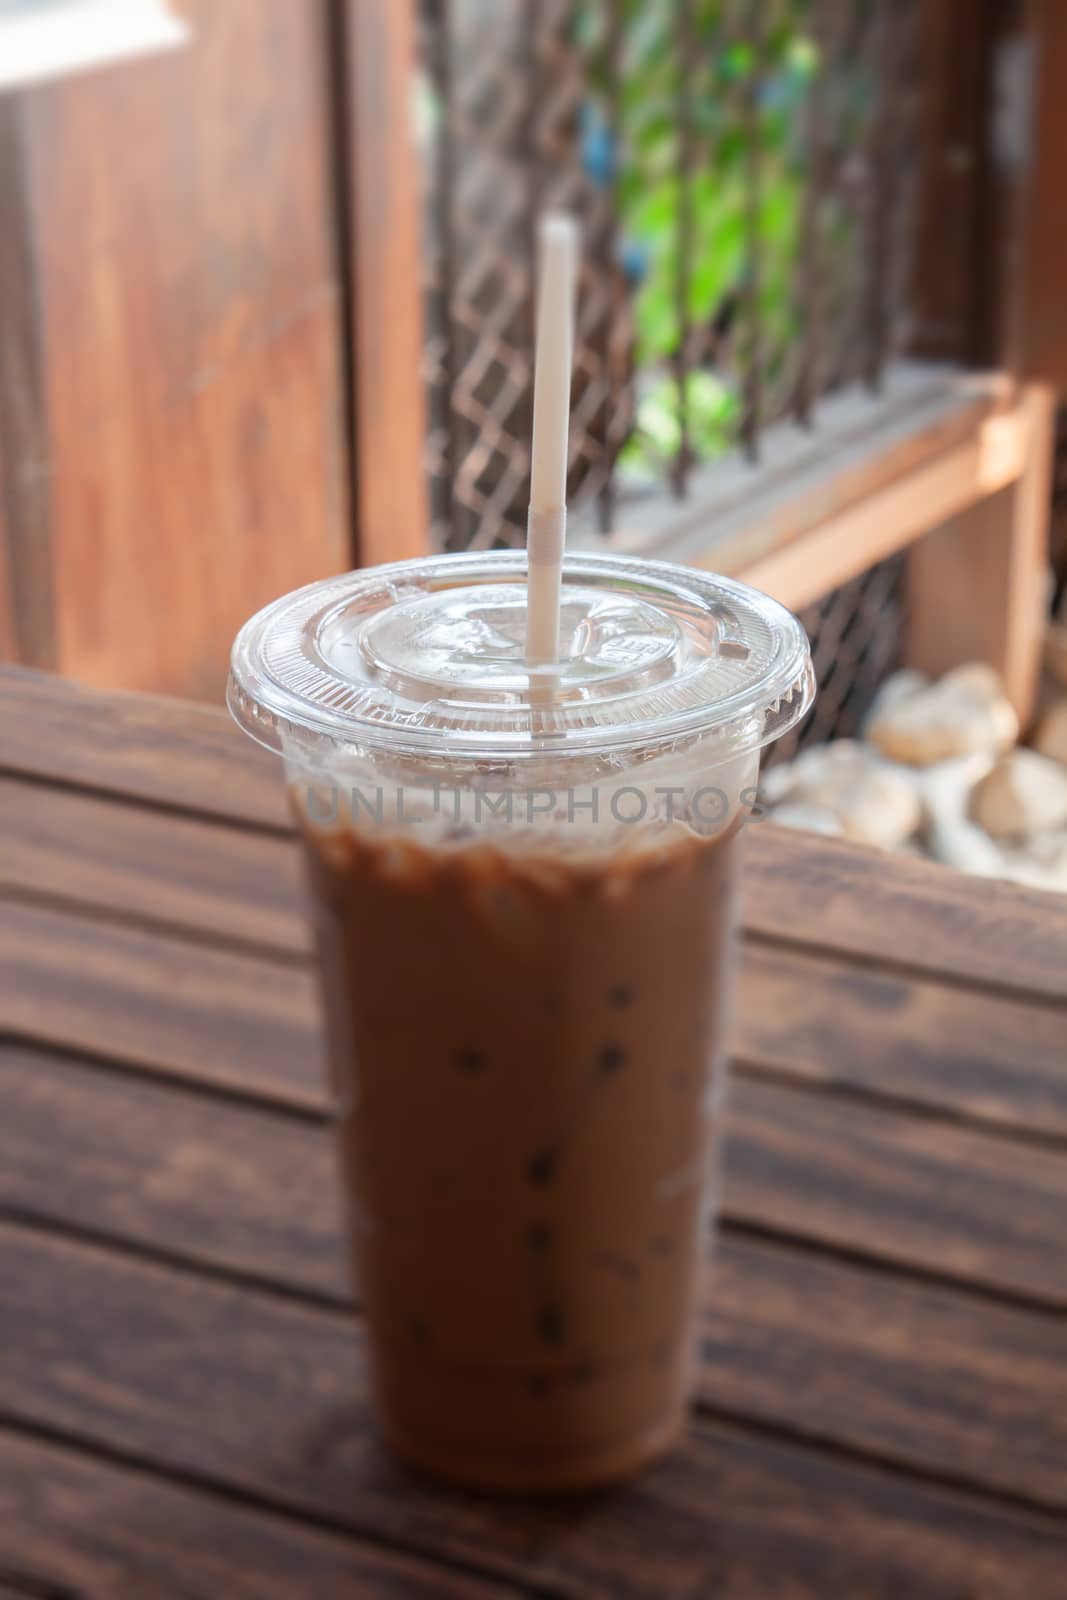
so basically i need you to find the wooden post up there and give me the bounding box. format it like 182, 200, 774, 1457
0, 0, 353, 699
0, 98, 54, 670
906, 384, 1055, 729
904, 0, 1062, 729
906, 0, 995, 366
1012, 0, 1067, 385
337, 0, 429, 567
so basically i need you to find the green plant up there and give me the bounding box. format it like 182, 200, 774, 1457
578, 0, 824, 478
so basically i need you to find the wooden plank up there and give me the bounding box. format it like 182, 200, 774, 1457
0, 774, 309, 954
743, 823, 1067, 1005
1014, 0, 1067, 385
5, 671, 1067, 1005
3, 860, 1066, 1149
338, 0, 429, 566
0, 1431, 506, 1600
0, 666, 288, 829
724, 1077, 1067, 1305
0, 1041, 345, 1299
17, 0, 349, 697
583, 366, 1032, 616
907, 384, 1055, 725
0, 900, 324, 1109
703, 1235, 1067, 1509
4, 1037, 1066, 1324
580, 363, 993, 552
1, 1224, 1064, 1597
0, 436, 14, 665
724, 402, 1028, 614
736, 942, 1067, 1140
907, 0, 991, 364
0, 99, 54, 669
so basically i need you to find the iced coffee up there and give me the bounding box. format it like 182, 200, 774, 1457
228, 551, 813, 1490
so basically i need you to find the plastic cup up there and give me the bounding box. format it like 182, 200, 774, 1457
228, 550, 813, 1491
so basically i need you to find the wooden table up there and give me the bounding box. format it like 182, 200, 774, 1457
2, 665, 1066, 1599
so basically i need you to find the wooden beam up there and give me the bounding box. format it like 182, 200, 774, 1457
0, 437, 13, 662
338, 0, 428, 567
0, 97, 54, 669
582, 365, 1004, 563
726, 400, 1029, 613
907, 383, 1055, 727
581, 364, 1031, 608
1013, 0, 1067, 385
907, 0, 995, 364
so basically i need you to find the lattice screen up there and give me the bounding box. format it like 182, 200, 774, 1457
416, 0, 921, 743
767, 552, 907, 766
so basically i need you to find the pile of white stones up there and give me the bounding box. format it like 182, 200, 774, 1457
762, 663, 1067, 894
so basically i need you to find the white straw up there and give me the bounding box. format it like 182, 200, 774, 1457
525, 214, 578, 666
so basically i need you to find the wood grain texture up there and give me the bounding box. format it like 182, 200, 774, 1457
907, 385, 1056, 726
594, 366, 1002, 566
906, 0, 990, 364
0, 1431, 508, 1600
0, 1040, 344, 1298
4, 1040, 1067, 1314
0, 899, 323, 1107
1015, 0, 1067, 385
724, 1076, 1067, 1305
7, 766, 1067, 1148
0, 444, 13, 665
340, 0, 429, 565
0, 774, 308, 953
1, 1224, 1064, 1599
7, 668, 1067, 1005
722, 403, 1029, 614
0, 666, 287, 828
743, 823, 1067, 1004
0, 99, 54, 668
735, 942, 1067, 1139
17, 0, 349, 697
702, 1237, 1067, 1510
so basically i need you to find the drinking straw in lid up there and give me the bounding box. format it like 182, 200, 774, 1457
525, 213, 579, 666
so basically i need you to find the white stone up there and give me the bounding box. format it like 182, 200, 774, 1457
763, 739, 920, 850
832, 765, 922, 851
767, 802, 845, 838
758, 740, 871, 812
926, 818, 1008, 878
1019, 827, 1067, 869
783, 740, 883, 811
759, 761, 801, 807
914, 751, 996, 829
970, 749, 1067, 839
1033, 699, 1067, 769
866, 662, 1018, 767
862, 669, 929, 729
999, 829, 1067, 895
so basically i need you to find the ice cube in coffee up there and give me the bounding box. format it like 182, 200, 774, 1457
229, 551, 813, 1490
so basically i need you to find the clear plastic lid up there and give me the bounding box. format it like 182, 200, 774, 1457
228, 551, 814, 763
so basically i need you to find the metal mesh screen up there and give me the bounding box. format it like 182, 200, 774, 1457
419, 0, 921, 542
416, 0, 922, 738
767, 551, 907, 765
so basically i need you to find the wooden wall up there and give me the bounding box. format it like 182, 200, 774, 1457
0, 0, 352, 700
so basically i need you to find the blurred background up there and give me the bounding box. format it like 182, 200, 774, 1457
3, 0, 1067, 868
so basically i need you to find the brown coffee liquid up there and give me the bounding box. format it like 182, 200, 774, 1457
303, 818, 739, 1491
